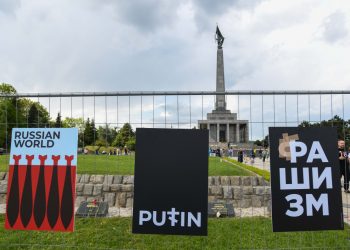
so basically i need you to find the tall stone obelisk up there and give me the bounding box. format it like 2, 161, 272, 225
198, 26, 249, 144
215, 26, 226, 111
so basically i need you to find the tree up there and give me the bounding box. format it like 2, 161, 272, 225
0, 83, 51, 147
254, 135, 269, 147
55, 112, 62, 128
27, 104, 39, 127
0, 83, 16, 95
0, 83, 32, 148
97, 125, 117, 146
0, 83, 17, 148
62, 117, 84, 129
26, 102, 50, 128
83, 118, 96, 146
298, 115, 350, 145
254, 140, 262, 146
126, 137, 136, 151
90, 119, 96, 143
262, 135, 269, 147
113, 133, 124, 148
299, 121, 313, 128
95, 139, 106, 147
60, 117, 85, 146
112, 123, 135, 148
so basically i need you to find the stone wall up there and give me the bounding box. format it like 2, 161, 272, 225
0, 172, 271, 211
208, 176, 271, 209
75, 174, 134, 208
0, 172, 7, 204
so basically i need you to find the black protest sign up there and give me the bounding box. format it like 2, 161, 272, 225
132, 128, 208, 236
269, 127, 343, 232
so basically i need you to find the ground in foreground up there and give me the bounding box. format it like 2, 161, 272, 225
0, 216, 348, 249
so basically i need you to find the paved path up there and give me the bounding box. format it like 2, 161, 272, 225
233, 156, 271, 172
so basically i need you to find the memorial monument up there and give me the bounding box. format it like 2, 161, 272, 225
198, 26, 249, 145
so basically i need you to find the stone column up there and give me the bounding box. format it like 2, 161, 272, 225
217, 124, 220, 143
245, 124, 249, 143
236, 123, 240, 143
215, 48, 226, 111
226, 123, 230, 143
209, 124, 214, 142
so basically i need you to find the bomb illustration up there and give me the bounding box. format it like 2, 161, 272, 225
5, 128, 78, 232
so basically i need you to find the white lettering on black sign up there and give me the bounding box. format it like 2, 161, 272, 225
132, 128, 208, 236
269, 127, 343, 232
138, 208, 201, 228
280, 141, 331, 217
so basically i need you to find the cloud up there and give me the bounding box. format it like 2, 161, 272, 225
217, 0, 350, 91
93, 0, 183, 33
0, 0, 20, 15
322, 10, 348, 44
194, 0, 263, 14
0, 0, 349, 98
192, 0, 264, 31
3, 0, 350, 141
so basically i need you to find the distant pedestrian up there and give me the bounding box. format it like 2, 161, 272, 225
258, 148, 262, 159
245, 150, 250, 163
266, 149, 270, 160
238, 149, 243, 163
251, 149, 255, 159
215, 148, 221, 157
338, 140, 350, 193
229, 148, 233, 157
262, 149, 267, 162
250, 149, 255, 164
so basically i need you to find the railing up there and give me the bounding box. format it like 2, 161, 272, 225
0, 90, 349, 249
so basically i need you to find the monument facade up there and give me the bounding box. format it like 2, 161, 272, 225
198, 26, 249, 144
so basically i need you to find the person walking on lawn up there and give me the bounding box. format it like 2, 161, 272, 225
338, 140, 350, 193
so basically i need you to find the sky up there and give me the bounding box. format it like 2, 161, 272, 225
0, 0, 349, 93
1, 0, 350, 141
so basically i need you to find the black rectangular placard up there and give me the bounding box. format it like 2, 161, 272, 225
269, 127, 343, 232
132, 128, 208, 236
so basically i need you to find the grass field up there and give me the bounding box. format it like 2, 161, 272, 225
0, 155, 253, 176
0, 216, 348, 249
224, 157, 271, 181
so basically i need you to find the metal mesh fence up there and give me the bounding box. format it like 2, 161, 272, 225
0, 90, 349, 249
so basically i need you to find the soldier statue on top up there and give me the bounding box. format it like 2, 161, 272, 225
215, 26, 224, 49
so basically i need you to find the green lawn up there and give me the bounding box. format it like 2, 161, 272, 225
0, 155, 252, 176
0, 216, 348, 249
208, 157, 252, 176
225, 157, 271, 181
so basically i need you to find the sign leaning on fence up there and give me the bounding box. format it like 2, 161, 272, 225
269, 127, 343, 232
132, 128, 208, 236
5, 128, 78, 232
